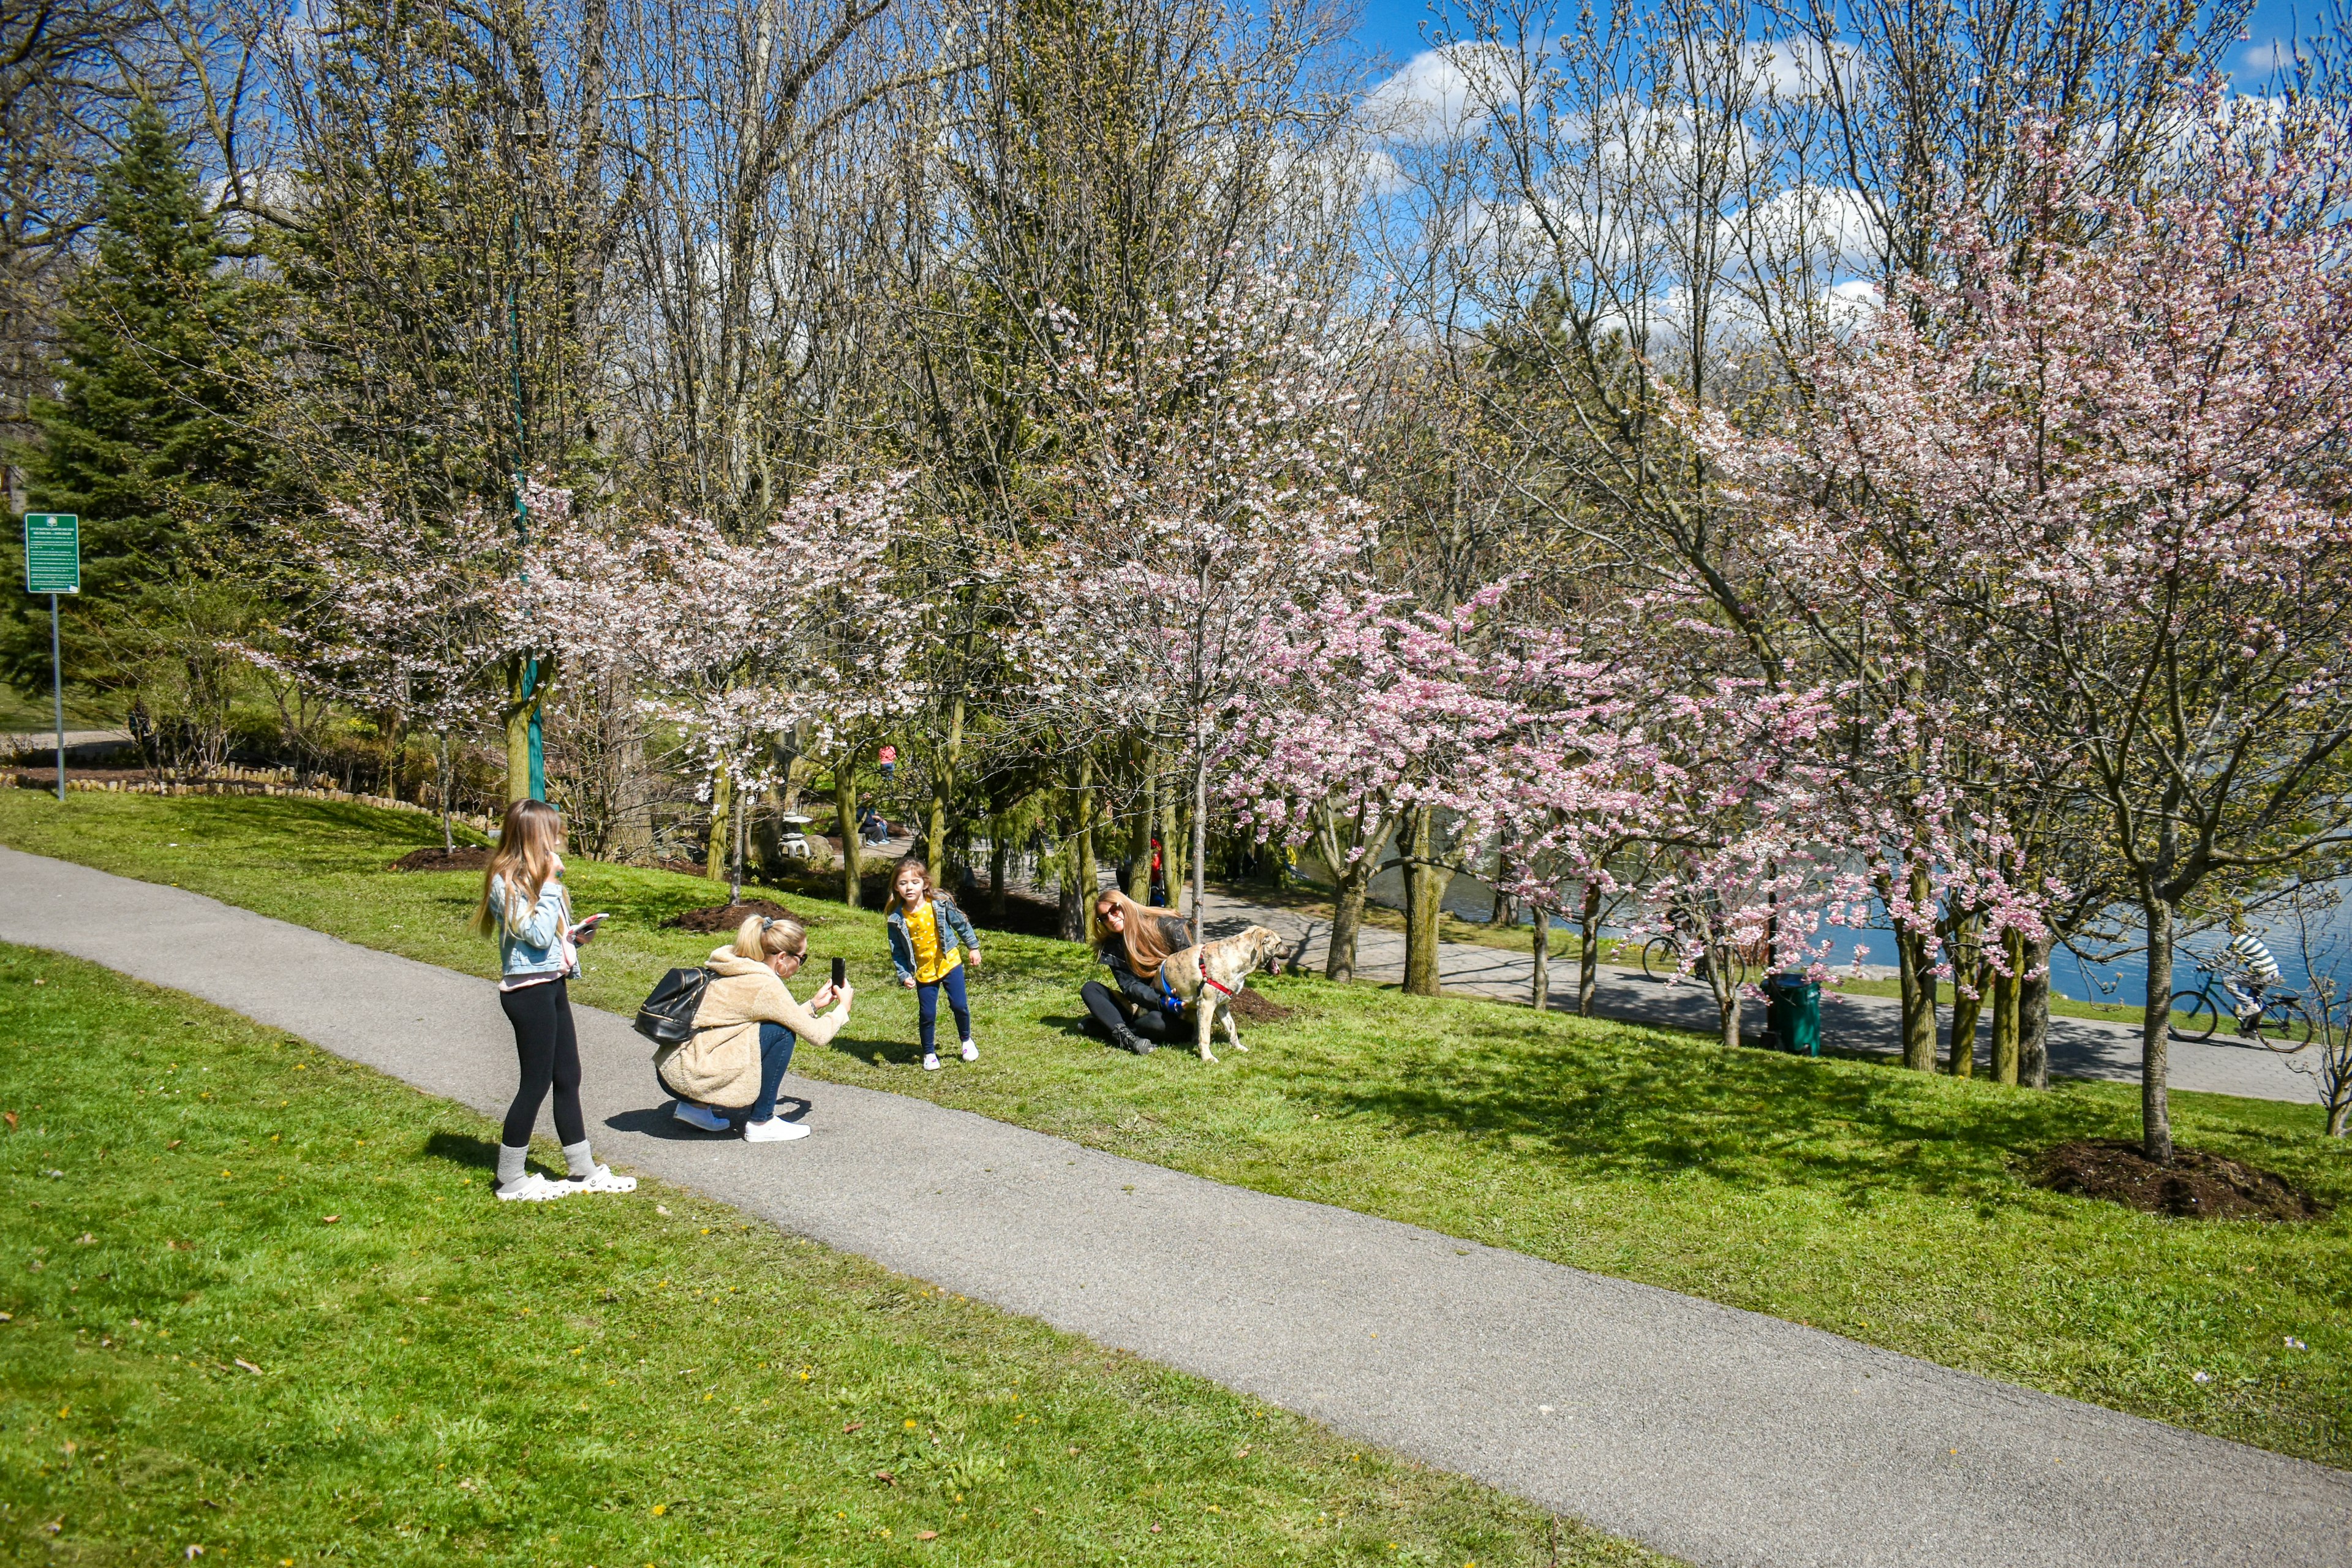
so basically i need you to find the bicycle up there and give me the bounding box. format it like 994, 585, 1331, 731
2167, 965, 2308, 1050
1640, 933, 1749, 987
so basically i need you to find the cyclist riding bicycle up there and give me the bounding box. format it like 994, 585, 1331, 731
2218, 923, 2282, 1033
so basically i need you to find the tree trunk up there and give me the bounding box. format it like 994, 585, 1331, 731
731, 784, 747, 904
925, 695, 965, 889
989, 832, 1007, 924
502, 655, 539, 804
2142, 897, 2176, 1163
1126, 744, 1154, 902
1076, 749, 1098, 941
1327, 862, 1372, 983
2020, 934, 2052, 1089
834, 762, 862, 908
1897, 862, 1939, 1070
1577, 879, 1602, 1017
608, 696, 653, 864
1708, 940, 1742, 1049
704, 765, 731, 884
1402, 807, 1446, 997
439, 730, 456, 853
1990, 927, 2022, 1085
1948, 982, 1981, 1077
1160, 783, 1183, 912
1531, 904, 1550, 1011
1188, 722, 1209, 947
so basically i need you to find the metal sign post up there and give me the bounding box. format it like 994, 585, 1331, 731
21, 514, 79, 802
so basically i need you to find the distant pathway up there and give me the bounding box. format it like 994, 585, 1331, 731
1189, 888, 2321, 1105
4, 846, 2345, 1568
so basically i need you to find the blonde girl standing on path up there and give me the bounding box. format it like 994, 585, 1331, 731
471, 799, 636, 1201
883, 856, 982, 1071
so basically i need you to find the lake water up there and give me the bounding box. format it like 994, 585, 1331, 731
1332, 859, 2352, 1008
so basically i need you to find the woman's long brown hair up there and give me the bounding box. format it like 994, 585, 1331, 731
1093, 888, 1179, 980
470, 799, 567, 938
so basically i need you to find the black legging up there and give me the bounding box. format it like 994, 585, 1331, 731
499, 979, 586, 1147
1079, 980, 1182, 1043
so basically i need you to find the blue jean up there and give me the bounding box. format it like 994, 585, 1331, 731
750, 1021, 796, 1121
918, 965, 970, 1055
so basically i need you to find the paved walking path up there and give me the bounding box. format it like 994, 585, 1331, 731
1192, 888, 2323, 1104
4, 846, 2345, 1568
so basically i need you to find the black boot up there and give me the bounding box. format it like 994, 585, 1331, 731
1116, 1022, 1155, 1055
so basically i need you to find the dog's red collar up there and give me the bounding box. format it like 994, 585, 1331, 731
1198, 949, 1238, 999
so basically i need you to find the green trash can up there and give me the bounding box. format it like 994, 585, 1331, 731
1765, 973, 1821, 1056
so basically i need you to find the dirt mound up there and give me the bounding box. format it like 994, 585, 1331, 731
2035, 1139, 2326, 1222
662, 899, 802, 933
1228, 987, 1293, 1024
389, 845, 492, 872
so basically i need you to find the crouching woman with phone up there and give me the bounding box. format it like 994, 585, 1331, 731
658, 914, 852, 1142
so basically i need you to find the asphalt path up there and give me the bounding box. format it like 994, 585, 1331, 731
4, 846, 2346, 1568
1194, 889, 2323, 1104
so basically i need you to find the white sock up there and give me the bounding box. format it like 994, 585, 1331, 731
497, 1144, 530, 1190
562, 1139, 596, 1180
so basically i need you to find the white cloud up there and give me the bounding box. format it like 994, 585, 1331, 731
1732, 184, 1881, 274
1360, 44, 1518, 146
2233, 39, 2307, 83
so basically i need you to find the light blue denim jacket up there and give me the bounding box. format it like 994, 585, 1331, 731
489, 870, 574, 981
885, 896, 979, 984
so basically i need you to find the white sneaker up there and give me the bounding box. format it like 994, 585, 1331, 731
673, 1100, 731, 1133
496, 1172, 560, 1202
960, 1039, 978, 1062
742, 1117, 810, 1143
553, 1164, 637, 1194
922, 1052, 941, 1072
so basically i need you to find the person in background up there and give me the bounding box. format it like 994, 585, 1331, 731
856, 802, 891, 845
1079, 888, 1191, 1055
2220, 920, 2283, 1031
471, 799, 635, 1201
663, 913, 853, 1140
878, 744, 897, 783
884, 856, 982, 1071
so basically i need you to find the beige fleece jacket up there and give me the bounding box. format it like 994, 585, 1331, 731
656, 947, 849, 1109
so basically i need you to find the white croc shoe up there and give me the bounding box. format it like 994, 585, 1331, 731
496, 1173, 560, 1202
673, 1100, 731, 1133
742, 1117, 811, 1143
554, 1164, 637, 1194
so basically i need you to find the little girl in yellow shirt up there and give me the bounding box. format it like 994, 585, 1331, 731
883, 856, 982, 1071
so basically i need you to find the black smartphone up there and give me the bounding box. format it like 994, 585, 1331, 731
831, 956, 846, 989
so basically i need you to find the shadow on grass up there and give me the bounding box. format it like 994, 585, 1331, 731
422, 1130, 499, 1169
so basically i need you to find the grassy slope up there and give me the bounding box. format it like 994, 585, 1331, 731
0, 944, 1648, 1566
2, 791, 2348, 1472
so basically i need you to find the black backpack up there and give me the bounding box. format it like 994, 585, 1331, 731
634, 966, 714, 1048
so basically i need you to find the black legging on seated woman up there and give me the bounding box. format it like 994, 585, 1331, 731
499, 979, 587, 1147
1079, 980, 1182, 1043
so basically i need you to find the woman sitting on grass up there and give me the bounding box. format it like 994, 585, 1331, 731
473, 799, 635, 1201
1080, 889, 1193, 1055
663, 914, 853, 1142
884, 856, 982, 1072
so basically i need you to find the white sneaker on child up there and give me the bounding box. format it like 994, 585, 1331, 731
922, 1052, 941, 1072
673, 1100, 731, 1133
960, 1039, 978, 1062
742, 1117, 810, 1143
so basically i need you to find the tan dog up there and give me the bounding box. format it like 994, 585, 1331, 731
1160, 925, 1287, 1063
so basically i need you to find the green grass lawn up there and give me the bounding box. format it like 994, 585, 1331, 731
0, 944, 1649, 1566
4, 791, 2350, 1474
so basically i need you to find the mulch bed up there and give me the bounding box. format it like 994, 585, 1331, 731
2034, 1139, 2327, 1222
1228, 987, 1294, 1024
388, 845, 492, 872
662, 899, 802, 933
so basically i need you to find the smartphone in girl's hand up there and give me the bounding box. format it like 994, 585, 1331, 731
571, 912, 609, 943
831, 956, 846, 989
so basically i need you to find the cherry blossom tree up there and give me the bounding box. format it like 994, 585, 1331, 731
1705, 107, 2352, 1157
540, 471, 916, 900
1026, 261, 1375, 943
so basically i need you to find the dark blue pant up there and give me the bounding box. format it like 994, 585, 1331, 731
918, 965, 971, 1055
751, 1022, 796, 1121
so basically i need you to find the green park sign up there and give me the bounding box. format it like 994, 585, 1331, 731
23, 513, 80, 594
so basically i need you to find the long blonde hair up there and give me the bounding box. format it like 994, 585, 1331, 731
734, 912, 808, 962
1093, 888, 1178, 980
471, 799, 568, 938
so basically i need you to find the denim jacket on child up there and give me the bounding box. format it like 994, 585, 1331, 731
886, 896, 979, 984
489, 870, 574, 981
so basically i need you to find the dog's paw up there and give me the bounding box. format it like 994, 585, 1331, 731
1232, 1039, 1250, 1052
1199, 1049, 1219, 1064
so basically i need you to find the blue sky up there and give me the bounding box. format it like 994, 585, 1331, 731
1345, 0, 2329, 89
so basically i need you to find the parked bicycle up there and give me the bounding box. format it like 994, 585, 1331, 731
1640, 933, 1749, 986
2167, 964, 2308, 1050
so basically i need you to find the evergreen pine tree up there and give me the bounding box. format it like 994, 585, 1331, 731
5, 99, 259, 701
